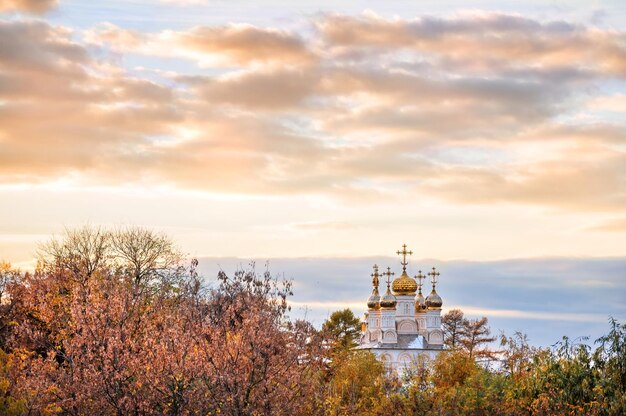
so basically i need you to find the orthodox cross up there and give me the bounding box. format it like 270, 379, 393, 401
381, 267, 395, 290
428, 267, 440, 289
415, 270, 425, 294
371, 264, 380, 288
396, 244, 413, 273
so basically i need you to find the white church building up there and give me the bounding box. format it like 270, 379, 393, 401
358, 244, 444, 373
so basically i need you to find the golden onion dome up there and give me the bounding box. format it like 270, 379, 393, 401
425, 289, 443, 310
392, 271, 418, 295
379, 291, 397, 309
415, 292, 426, 313
367, 264, 382, 310
367, 292, 381, 310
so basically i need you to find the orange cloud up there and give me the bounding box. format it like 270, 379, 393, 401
587, 218, 626, 233
1, 14, 625, 215
0, 0, 56, 13
317, 13, 626, 77
85, 23, 314, 67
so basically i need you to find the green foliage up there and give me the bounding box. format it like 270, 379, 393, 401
594, 317, 626, 415
322, 308, 362, 353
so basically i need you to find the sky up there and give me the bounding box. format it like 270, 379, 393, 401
0, 0, 625, 346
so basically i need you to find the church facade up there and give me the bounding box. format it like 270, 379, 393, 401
358, 245, 444, 373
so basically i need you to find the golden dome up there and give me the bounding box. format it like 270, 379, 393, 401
392, 271, 418, 295
426, 289, 443, 310
415, 292, 426, 313
379, 291, 397, 309
367, 291, 380, 310
367, 264, 381, 310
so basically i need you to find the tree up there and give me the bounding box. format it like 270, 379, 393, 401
110, 227, 183, 286
188, 266, 324, 416
429, 350, 509, 416
0, 349, 27, 415
5, 226, 626, 415
520, 336, 602, 415
322, 309, 361, 354
37, 226, 185, 289
324, 351, 398, 416
499, 331, 536, 380
3, 227, 325, 415
459, 316, 497, 360
0, 261, 20, 350
37, 226, 110, 284
442, 309, 465, 349
594, 317, 626, 415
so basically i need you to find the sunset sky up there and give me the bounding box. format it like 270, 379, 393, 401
1, 0, 625, 346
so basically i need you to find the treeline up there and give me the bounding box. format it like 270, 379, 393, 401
323, 311, 626, 416
0, 227, 624, 415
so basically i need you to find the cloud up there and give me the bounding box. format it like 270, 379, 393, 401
177, 24, 314, 65
421, 151, 626, 211
454, 306, 608, 323
587, 218, 626, 233
317, 12, 626, 76
587, 94, 626, 113
290, 221, 359, 231
0, 20, 183, 181
1, 14, 625, 214
85, 22, 314, 67
0, 0, 57, 13
183, 68, 320, 109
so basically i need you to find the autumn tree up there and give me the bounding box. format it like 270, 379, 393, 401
428, 350, 508, 415
442, 309, 465, 349
3, 227, 325, 415
459, 316, 497, 360
499, 331, 536, 380
0, 349, 26, 415
3, 227, 626, 415
324, 351, 400, 416
37, 226, 110, 283
188, 266, 325, 416
0, 261, 20, 350
110, 227, 184, 286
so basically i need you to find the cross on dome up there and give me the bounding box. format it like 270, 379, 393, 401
396, 244, 413, 273
371, 264, 380, 288
415, 270, 425, 294
428, 267, 440, 288
382, 267, 395, 288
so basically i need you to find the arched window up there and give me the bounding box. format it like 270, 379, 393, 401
380, 353, 393, 373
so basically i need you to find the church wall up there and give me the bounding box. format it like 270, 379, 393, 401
394, 295, 415, 319
426, 310, 442, 329
398, 319, 417, 333
370, 348, 441, 375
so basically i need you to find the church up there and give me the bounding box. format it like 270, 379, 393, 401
358, 244, 444, 373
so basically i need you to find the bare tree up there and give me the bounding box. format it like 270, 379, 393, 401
38, 226, 184, 289
110, 227, 183, 286
37, 226, 110, 284
442, 309, 465, 349
459, 316, 496, 360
